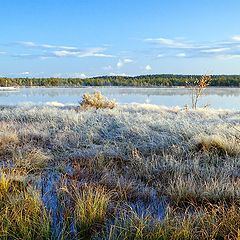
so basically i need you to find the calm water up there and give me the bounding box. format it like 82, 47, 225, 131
0, 87, 239, 110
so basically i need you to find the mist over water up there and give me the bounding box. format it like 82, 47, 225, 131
0, 87, 239, 110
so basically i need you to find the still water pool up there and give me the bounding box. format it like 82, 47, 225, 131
0, 87, 239, 110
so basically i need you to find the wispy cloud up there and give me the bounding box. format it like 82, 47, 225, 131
145, 37, 196, 49
145, 36, 240, 59
123, 58, 133, 63
52, 48, 114, 58
12, 41, 115, 59
18, 41, 78, 50
157, 54, 164, 58
176, 53, 186, 57
200, 48, 230, 53
231, 35, 240, 41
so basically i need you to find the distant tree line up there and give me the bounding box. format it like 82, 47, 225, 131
0, 75, 240, 87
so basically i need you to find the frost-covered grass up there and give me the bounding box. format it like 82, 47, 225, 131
0, 104, 239, 239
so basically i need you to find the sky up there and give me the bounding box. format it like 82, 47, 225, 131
1, 0, 240, 77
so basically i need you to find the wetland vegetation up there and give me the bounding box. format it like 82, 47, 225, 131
0, 101, 239, 239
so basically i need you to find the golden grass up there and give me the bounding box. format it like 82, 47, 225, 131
104, 204, 240, 240
194, 134, 240, 156
0, 170, 51, 240
61, 184, 111, 238
74, 186, 110, 233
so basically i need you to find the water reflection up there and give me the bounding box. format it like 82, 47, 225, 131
0, 87, 239, 109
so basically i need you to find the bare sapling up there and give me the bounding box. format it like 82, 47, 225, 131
186, 75, 211, 109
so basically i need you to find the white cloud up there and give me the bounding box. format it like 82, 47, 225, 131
232, 35, 240, 41
145, 35, 240, 59
44, 72, 89, 78
145, 65, 152, 71
117, 60, 123, 68
53, 50, 72, 57
15, 42, 115, 59
80, 73, 87, 78
176, 53, 186, 57
145, 37, 194, 49
53, 48, 114, 58
18, 41, 78, 50
70, 73, 87, 78
217, 54, 240, 60
157, 54, 164, 58
19, 41, 36, 47
109, 72, 127, 76
20, 71, 30, 75
0, 51, 6, 55
93, 53, 115, 58
200, 48, 230, 53
123, 58, 133, 63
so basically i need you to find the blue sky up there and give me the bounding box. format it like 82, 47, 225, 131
1, 0, 240, 77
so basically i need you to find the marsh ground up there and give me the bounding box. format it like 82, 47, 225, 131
0, 104, 239, 239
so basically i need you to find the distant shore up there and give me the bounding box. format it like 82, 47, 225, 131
0, 85, 240, 90
1, 74, 240, 87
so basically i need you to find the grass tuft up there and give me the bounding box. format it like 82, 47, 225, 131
194, 134, 240, 156
13, 148, 51, 170
61, 184, 111, 238
0, 170, 51, 240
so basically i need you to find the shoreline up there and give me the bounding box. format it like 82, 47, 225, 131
1, 85, 240, 89
0, 86, 18, 91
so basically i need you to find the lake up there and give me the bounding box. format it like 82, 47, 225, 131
0, 87, 239, 110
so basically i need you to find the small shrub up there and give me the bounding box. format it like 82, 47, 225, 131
79, 91, 117, 110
